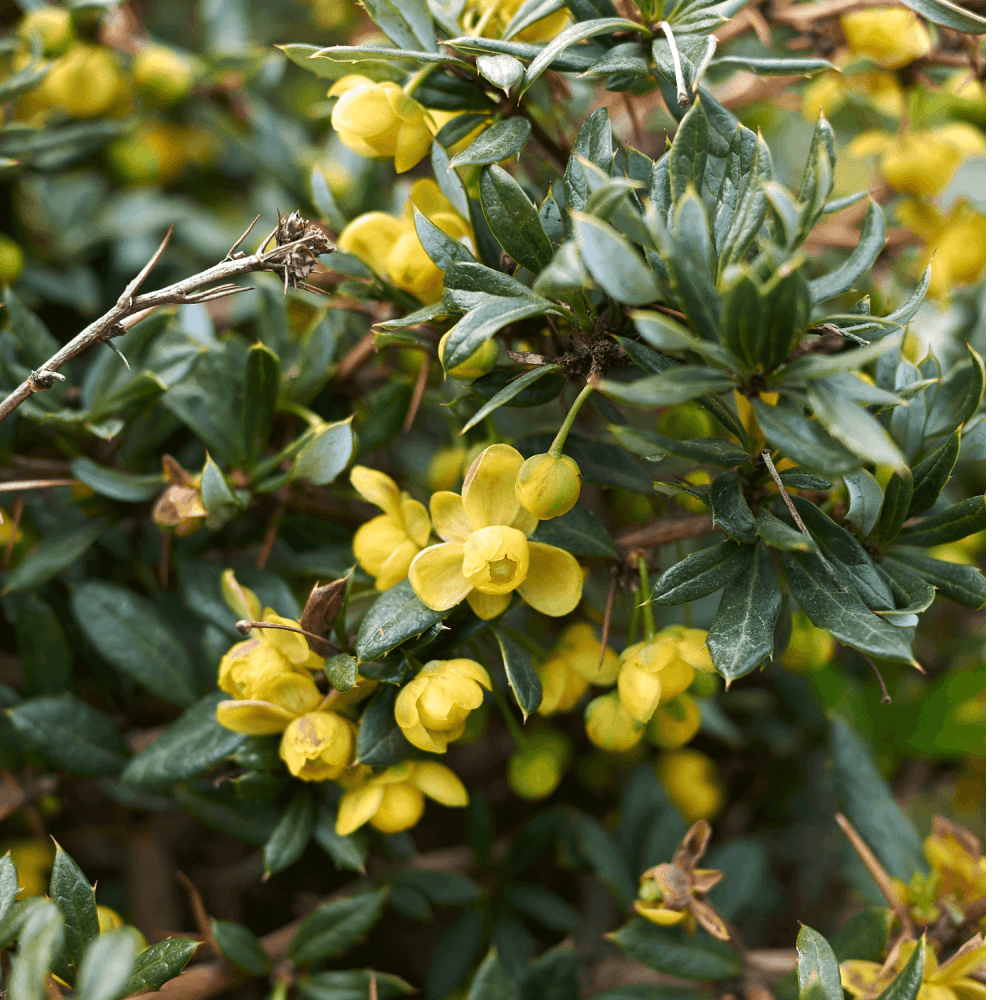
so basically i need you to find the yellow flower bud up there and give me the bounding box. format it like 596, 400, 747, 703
617, 630, 700, 724
782, 611, 835, 672
331, 79, 433, 172
280, 711, 355, 781
0, 235, 25, 285
387, 231, 444, 303
438, 332, 499, 380
584, 691, 645, 752
339, 212, 406, 273
507, 728, 572, 800
395, 658, 493, 753
840, 7, 931, 68
427, 446, 467, 492
514, 453, 582, 520
18, 8, 73, 55
537, 656, 590, 715
96, 906, 124, 933
647, 694, 701, 749
462, 0, 571, 43
4, 840, 55, 899
132, 45, 197, 103
39, 45, 124, 118
656, 749, 724, 822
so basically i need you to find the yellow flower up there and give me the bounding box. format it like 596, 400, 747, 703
538, 656, 590, 715
896, 199, 985, 299
515, 453, 582, 520
18, 8, 73, 55
280, 711, 356, 781
674, 470, 711, 513
438, 331, 499, 380
38, 44, 124, 118
923, 818, 985, 907
335, 761, 468, 834
656, 749, 724, 823
841, 937, 985, 1000
394, 659, 492, 752
849, 125, 985, 197
507, 728, 572, 800
584, 691, 645, 752
782, 611, 835, 672
216, 671, 325, 735
408, 444, 584, 620
802, 70, 904, 123
330, 76, 434, 172
350, 466, 431, 591
617, 627, 708, 724
97, 906, 125, 933
3, 840, 55, 899
647, 693, 701, 750
132, 45, 197, 103
553, 623, 620, 685
840, 7, 931, 68
461, 0, 571, 43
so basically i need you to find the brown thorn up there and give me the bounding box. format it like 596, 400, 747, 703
118, 226, 174, 308
600, 566, 620, 667
369, 971, 378, 1000
835, 812, 914, 938
176, 871, 221, 958
226, 214, 261, 261
859, 652, 892, 704
403, 353, 431, 435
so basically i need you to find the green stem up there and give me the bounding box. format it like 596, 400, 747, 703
637, 554, 656, 643
549, 382, 595, 458
403, 62, 438, 98
627, 587, 640, 647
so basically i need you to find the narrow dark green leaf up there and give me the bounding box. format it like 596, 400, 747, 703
468, 948, 519, 1000
480, 166, 554, 273
8, 900, 65, 1000
751, 401, 859, 476
264, 790, 317, 878
901, 0, 984, 33
572, 212, 661, 305
874, 936, 925, 1000
211, 919, 271, 975
796, 926, 841, 1000
200, 452, 240, 516
708, 472, 756, 543
4, 288, 60, 367
356, 684, 411, 766
908, 429, 960, 516
887, 549, 985, 609
808, 200, 886, 304
600, 367, 736, 408
463, 365, 562, 432
829, 907, 894, 962
707, 542, 781, 682
874, 468, 913, 543
895, 496, 984, 547
807, 380, 906, 470
414, 209, 476, 270
795, 116, 835, 247
715, 126, 772, 275
843, 469, 884, 539
609, 919, 741, 980
314, 805, 369, 872
356, 579, 450, 660
289, 888, 390, 964
70, 457, 163, 502
956, 343, 984, 426
529, 504, 618, 559
76, 928, 140, 1000
0, 854, 18, 924
568, 810, 633, 904
360, 0, 438, 52
651, 540, 751, 606
522, 946, 577, 1000
122, 938, 200, 994
759, 267, 811, 373
243, 342, 280, 463
669, 97, 709, 201
609, 427, 750, 468
712, 55, 838, 74
292, 417, 356, 485
754, 508, 815, 552
494, 629, 541, 716
71, 581, 197, 707
564, 109, 613, 209
450, 117, 531, 167
14, 596, 71, 697
442, 297, 556, 369
721, 273, 764, 372
50, 844, 100, 969
3, 520, 107, 594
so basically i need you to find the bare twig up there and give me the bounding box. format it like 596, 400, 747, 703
403, 353, 431, 434
176, 872, 221, 958
615, 514, 717, 550
235, 618, 337, 652
0, 479, 78, 493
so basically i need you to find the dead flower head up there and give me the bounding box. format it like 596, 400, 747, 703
267, 210, 334, 293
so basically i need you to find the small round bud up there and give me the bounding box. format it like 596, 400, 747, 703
438, 333, 499, 381
133, 45, 197, 103
515, 452, 582, 520
0, 235, 25, 285
18, 8, 73, 55
507, 729, 571, 801
655, 749, 724, 823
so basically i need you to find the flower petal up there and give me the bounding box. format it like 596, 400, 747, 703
430, 491, 471, 542
467, 589, 512, 620
840, 962, 887, 998
394, 675, 429, 729
354, 516, 408, 577
448, 658, 493, 692
408, 542, 471, 610
261, 611, 311, 664
375, 540, 419, 591
618, 665, 662, 723
336, 783, 385, 835
462, 443, 524, 530
402, 498, 432, 546
215, 700, 295, 735
400, 720, 449, 753
518, 543, 584, 617
412, 761, 469, 806
634, 901, 687, 926
350, 466, 404, 520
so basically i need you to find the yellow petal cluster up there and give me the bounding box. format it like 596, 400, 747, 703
647, 693, 701, 750
408, 444, 584, 620
538, 623, 619, 716
841, 938, 985, 1000
840, 7, 931, 68
896, 198, 985, 299
350, 466, 431, 591
656, 749, 725, 823
617, 627, 711, 724
460, 0, 571, 43
923, 826, 985, 907
335, 760, 468, 834
339, 179, 472, 304
394, 658, 492, 752
330, 75, 434, 172
280, 711, 357, 781
36, 44, 125, 118
584, 690, 645, 752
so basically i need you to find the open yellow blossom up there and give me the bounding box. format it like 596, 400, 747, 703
461, 0, 571, 43
216, 671, 325, 735
408, 444, 584, 620
656, 749, 725, 823
896, 199, 985, 299
841, 937, 985, 1000
330, 75, 434, 172
647, 693, 701, 750
280, 711, 355, 781
394, 658, 492, 752
584, 691, 645, 752
350, 466, 431, 591
840, 7, 931, 68
848, 125, 985, 197
335, 761, 468, 834
617, 626, 709, 724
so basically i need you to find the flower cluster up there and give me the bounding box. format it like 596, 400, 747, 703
459, 0, 571, 43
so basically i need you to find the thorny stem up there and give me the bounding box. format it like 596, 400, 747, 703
636, 554, 656, 643
549, 382, 595, 457
235, 619, 337, 651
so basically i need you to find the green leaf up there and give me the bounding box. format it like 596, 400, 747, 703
314, 805, 369, 873
243, 342, 280, 463
50, 844, 100, 969
289, 888, 390, 964
210, 919, 271, 975
829, 907, 894, 962
442, 296, 557, 369
299, 971, 415, 1000
759, 267, 811, 373
843, 469, 884, 540
200, 452, 241, 516
520, 18, 649, 93
264, 789, 317, 879
70, 581, 198, 707
8, 900, 65, 1000
781, 552, 914, 662
887, 549, 985, 609
609, 426, 751, 468
572, 211, 661, 305
14, 596, 71, 696
712, 55, 838, 75
414, 209, 476, 270
807, 380, 906, 470
477, 54, 525, 94
609, 920, 741, 980
808, 201, 886, 304
529, 504, 618, 559
468, 949, 519, 1000
796, 926, 841, 1000
3, 519, 107, 594
587, 988, 711, 1000
751, 401, 859, 476
779, 333, 903, 387
900, 0, 984, 32
874, 936, 925, 1000
600, 367, 736, 408
669, 96, 709, 201
480, 166, 554, 273
707, 542, 781, 682
708, 471, 756, 544
4, 288, 60, 367
451, 117, 531, 167
123, 938, 200, 994
755, 508, 815, 552
506, 886, 578, 932
567, 810, 633, 904
956, 343, 984, 426
522, 946, 577, 1000
564, 109, 613, 210
463, 365, 563, 433
494, 629, 541, 716
651, 540, 752, 606
76, 928, 140, 1000
873, 468, 912, 543
325, 653, 359, 692
895, 496, 984, 547
0, 854, 18, 924
70, 457, 163, 502
908, 429, 960, 516
356, 579, 450, 660
310, 44, 459, 63
794, 116, 835, 248
356, 684, 411, 766
360, 0, 438, 52
715, 126, 772, 276
829, 713, 927, 882
7, 693, 127, 776
292, 417, 356, 485
877, 560, 935, 624
720, 274, 764, 373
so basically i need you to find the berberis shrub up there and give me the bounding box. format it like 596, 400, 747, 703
0, 0, 985, 997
